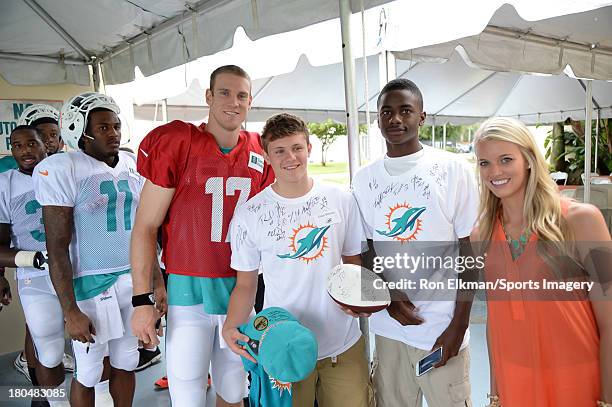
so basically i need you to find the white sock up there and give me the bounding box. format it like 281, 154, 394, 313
48, 378, 69, 407
95, 379, 113, 407
95, 379, 109, 394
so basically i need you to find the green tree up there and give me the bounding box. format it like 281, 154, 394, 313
308, 119, 345, 166
544, 118, 612, 184
307, 120, 369, 166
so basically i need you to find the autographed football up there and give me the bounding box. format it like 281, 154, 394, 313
327, 264, 391, 313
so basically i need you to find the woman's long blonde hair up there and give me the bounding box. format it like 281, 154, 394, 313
473, 117, 571, 248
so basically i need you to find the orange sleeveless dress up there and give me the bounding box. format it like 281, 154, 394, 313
484, 200, 600, 406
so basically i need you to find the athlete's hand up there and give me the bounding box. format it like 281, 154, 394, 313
153, 280, 168, 318
132, 305, 161, 346
387, 299, 424, 326
152, 282, 167, 337
431, 319, 467, 368
0, 276, 12, 309
222, 325, 256, 363
65, 308, 96, 343
337, 304, 371, 318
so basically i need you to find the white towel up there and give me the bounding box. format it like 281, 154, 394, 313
92, 285, 124, 344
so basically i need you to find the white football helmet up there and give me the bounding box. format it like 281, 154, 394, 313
17, 104, 59, 126
60, 92, 120, 150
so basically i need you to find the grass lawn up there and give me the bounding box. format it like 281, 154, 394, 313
307, 162, 348, 175
308, 162, 350, 189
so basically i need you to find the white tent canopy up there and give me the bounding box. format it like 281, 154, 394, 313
3, 1, 608, 87
128, 2, 612, 125
391, 2, 612, 201
392, 3, 612, 81
126, 1, 612, 204
0, 0, 392, 86
133, 50, 612, 125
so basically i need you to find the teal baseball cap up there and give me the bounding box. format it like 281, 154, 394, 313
239, 307, 318, 383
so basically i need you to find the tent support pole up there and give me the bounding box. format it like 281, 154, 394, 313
361, 0, 371, 161
340, 0, 368, 357
595, 109, 600, 172
584, 81, 593, 203
162, 99, 168, 123
432, 119, 436, 149
92, 61, 101, 92
443, 123, 447, 151
0, 52, 84, 65
340, 0, 361, 178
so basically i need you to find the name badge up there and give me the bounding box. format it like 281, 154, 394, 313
248, 151, 265, 174
317, 210, 341, 227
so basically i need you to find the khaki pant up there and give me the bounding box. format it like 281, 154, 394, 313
293, 336, 372, 407
372, 335, 472, 407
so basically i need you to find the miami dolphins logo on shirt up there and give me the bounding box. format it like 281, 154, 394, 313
270, 378, 292, 396
277, 224, 330, 263
376, 203, 426, 243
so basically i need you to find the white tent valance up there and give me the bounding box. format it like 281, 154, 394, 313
133, 51, 612, 125
392, 3, 612, 80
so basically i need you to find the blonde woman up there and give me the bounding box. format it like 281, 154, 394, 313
471, 117, 611, 407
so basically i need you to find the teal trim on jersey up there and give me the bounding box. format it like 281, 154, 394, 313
219, 146, 233, 155
0, 156, 17, 173
73, 269, 130, 301
167, 274, 236, 315
24, 200, 45, 242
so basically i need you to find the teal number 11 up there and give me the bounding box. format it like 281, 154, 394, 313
100, 180, 133, 232
25, 200, 45, 242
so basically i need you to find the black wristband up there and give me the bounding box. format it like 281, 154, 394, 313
33, 251, 47, 270
132, 292, 155, 307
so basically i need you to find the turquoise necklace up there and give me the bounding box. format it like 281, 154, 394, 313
501, 218, 530, 260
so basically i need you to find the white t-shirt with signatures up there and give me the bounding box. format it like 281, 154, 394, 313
230, 181, 364, 359
352, 146, 478, 350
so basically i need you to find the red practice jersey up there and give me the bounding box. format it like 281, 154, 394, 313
138, 120, 275, 278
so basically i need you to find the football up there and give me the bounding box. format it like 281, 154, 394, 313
327, 264, 391, 314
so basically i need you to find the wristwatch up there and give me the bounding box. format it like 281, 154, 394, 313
132, 292, 155, 307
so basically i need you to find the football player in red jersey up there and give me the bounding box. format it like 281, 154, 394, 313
131, 65, 274, 407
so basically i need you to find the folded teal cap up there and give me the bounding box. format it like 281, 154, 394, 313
239, 307, 318, 383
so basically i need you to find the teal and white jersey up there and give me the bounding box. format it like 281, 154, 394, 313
0, 169, 47, 280
33, 151, 143, 278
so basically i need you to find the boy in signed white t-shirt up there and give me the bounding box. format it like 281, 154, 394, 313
222, 113, 370, 407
